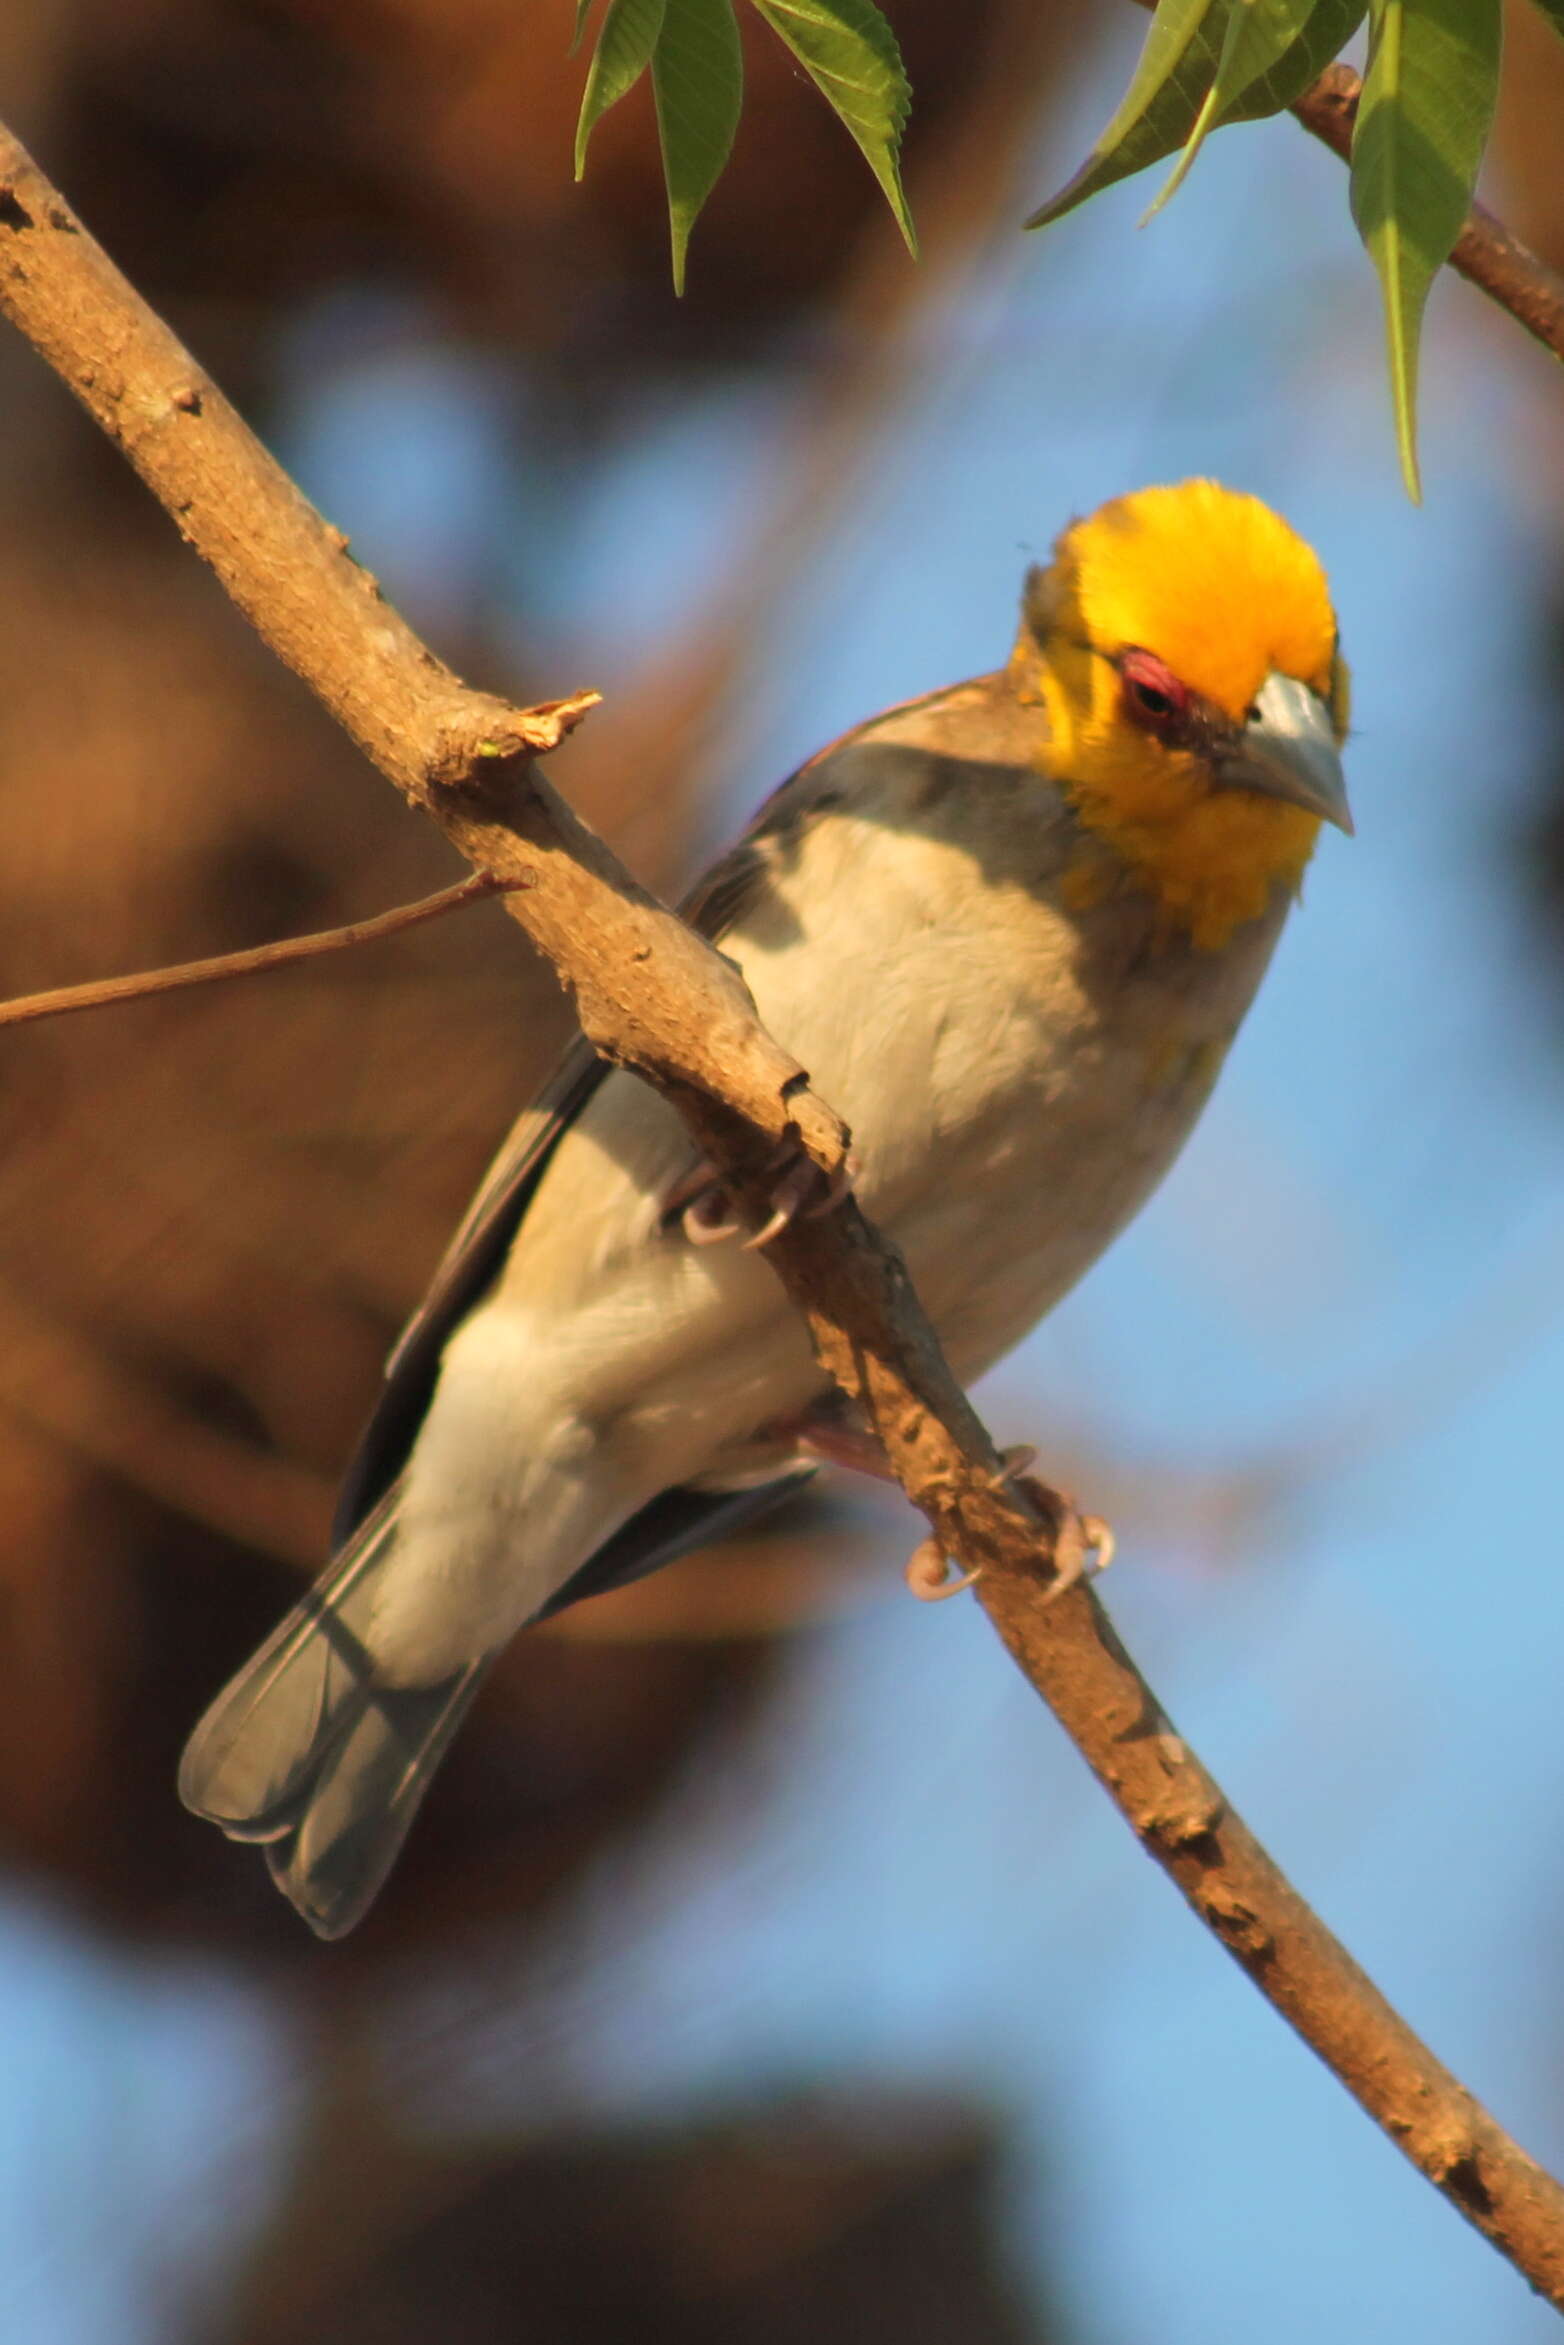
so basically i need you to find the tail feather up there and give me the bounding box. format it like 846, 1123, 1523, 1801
181, 1462, 819, 1937
264, 1669, 485, 1940
179, 1488, 401, 1840
179, 1486, 487, 1937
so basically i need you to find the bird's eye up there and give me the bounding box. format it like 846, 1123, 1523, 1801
1119, 651, 1188, 730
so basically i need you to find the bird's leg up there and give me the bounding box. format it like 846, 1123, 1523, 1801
789, 1413, 898, 1480
780, 1404, 1115, 1604
660, 1144, 855, 1252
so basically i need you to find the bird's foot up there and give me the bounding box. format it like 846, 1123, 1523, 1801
905, 1453, 1114, 1606
1044, 1507, 1115, 1603
992, 1448, 1115, 1602
902, 1443, 1043, 1603
789, 1412, 896, 1481
662, 1143, 855, 1251
904, 1537, 982, 1603
778, 1413, 1111, 1608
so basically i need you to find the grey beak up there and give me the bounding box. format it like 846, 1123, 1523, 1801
1220, 671, 1353, 835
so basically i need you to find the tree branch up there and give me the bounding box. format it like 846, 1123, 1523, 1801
3, 119, 1563, 2301
1293, 64, 1564, 366
1119, 0, 1564, 365
0, 873, 523, 1030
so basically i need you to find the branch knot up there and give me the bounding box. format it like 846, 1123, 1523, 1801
427, 691, 602, 802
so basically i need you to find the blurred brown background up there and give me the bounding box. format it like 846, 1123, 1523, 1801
4, 3, 1564, 2338
0, 2, 1089, 2335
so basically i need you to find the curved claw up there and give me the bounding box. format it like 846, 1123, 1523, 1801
662, 1160, 741, 1246
1043, 1509, 1115, 1605
683, 1190, 743, 1245
805, 1154, 858, 1217
741, 1156, 818, 1250
905, 1536, 982, 1603
665, 1142, 855, 1252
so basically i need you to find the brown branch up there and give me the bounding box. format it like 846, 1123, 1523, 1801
975, 1565, 1564, 2289
1293, 64, 1564, 366
0, 165, 826, 1190
0, 872, 522, 1030
1121, 0, 1564, 366
3, 120, 1564, 2303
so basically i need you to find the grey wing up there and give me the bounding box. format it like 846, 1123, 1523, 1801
331, 1040, 608, 1545
330, 682, 1021, 1579
330, 774, 844, 1569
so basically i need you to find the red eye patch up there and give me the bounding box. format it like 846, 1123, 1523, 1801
1119, 648, 1190, 730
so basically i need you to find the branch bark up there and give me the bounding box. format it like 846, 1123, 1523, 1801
1293, 64, 1564, 366
1120, 0, 1564, 366
4, 119, 1564, 2303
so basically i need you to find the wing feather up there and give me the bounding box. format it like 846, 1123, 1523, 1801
332, 675, 1012, 1559
332, 1044, 607, 1544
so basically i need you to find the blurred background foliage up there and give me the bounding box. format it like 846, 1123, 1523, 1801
4, 1, 1564, 2339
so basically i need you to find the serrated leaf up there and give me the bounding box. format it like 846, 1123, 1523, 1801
652, 0, 744, 293
1027, 0, 1228, 229
1145, 0, 1319, 218
1350, 0, 1502, 498
1027, 0, 1365, 229
575, 0, 667, 178
749, 0, 917, 255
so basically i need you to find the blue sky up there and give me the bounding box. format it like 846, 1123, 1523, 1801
9, 27, 1564, 2342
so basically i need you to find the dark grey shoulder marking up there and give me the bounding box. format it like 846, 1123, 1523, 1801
681, 786, 845, 943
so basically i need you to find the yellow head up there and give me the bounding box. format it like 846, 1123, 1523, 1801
1015, 480, 1351, 948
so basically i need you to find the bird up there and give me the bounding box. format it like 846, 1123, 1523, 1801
180, 479, 1353, 1938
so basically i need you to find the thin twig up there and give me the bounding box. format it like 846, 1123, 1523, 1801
0, 872, 521, 1031
1294, 64, 1564, 366
3, 119, 1564, 2303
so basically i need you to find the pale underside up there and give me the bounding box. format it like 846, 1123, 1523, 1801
367, 677, 1289, 1683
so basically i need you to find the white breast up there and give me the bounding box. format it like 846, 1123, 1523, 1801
370, 771, 1286, 1679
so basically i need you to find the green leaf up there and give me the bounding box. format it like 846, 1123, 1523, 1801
1144, 0, 1319, 219
572, 1, 598, 52
1027, 0, 1229, 229
749, 0, 918, 255
1027, 0, 1365, 229
1227, 0, 1368, 112
1350, 0, 1502, 498
1528, 0, 1564, 44
575, 0, 667, 179
652, 0, 744, 293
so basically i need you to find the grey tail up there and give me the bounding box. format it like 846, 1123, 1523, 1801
178, 1487, 486, 1940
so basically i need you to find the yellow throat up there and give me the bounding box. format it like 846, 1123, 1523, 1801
1013, 480, 1349, 950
